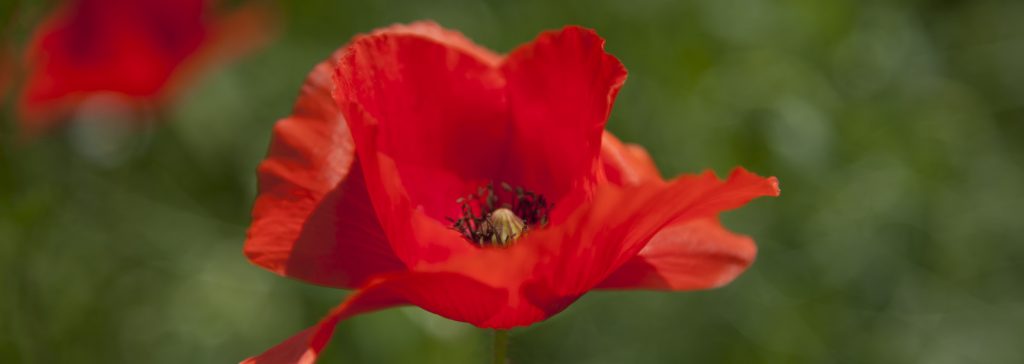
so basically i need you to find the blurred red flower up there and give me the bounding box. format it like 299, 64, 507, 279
243, 22, 779, 363
18, 0, 272, 134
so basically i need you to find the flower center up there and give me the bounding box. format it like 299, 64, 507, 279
448, 182, 551, 247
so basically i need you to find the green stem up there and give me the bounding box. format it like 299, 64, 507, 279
492, 330, 509, 364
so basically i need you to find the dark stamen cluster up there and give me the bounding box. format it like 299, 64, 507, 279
447, 182, 551, 246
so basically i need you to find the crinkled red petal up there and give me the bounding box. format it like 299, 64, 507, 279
240, 272, 507, 364
414, 168, 777, 328
501, 26, 628, 202
333, 21, 507, 222
246, 52, 403, 289
597, 217, 758, 290
332, 21, 508, 267
333, 24, 630, 270
599, 133, 774, 291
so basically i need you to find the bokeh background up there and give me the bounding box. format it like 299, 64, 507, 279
3, 0, 1024, 363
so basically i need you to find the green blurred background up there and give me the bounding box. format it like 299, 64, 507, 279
3, 0, 1024, 362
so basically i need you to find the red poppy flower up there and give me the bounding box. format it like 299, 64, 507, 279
243, 22, 779, 363
18, 0, 272, 133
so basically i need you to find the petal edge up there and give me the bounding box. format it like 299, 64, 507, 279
246, 53, 403, 289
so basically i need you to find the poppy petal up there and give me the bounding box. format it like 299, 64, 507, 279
417, 168, 778, 328
246, 54, 404, 289
517, 170, 774, 324
335, 22, 507, 222
600, 131, 662, 186
598, 134, 759, 290
334, 22, 506, 265
241, 272, 507, 364
502, 26, 628, 201
536, 168, 776, 296
596, 218, 757, 290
